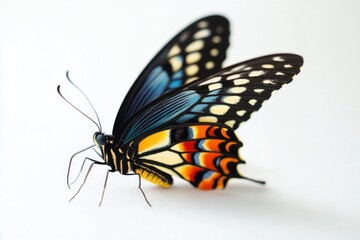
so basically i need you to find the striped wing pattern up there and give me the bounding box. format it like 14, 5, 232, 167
175, 54, 304, 129
132, 124, 246, 189
119, 54, 303, 144
113, 15, 229, 135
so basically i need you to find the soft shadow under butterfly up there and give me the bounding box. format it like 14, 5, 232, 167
58, 15, 303, 206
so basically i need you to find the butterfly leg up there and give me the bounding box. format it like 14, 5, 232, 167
69, 156, 104, 187
99, 170, 110, 207
123, 173, 152, 207
69, 158, 106, 203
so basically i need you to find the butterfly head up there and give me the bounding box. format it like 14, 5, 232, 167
93, 132, 107, 146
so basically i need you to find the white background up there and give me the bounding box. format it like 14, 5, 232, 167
1, 0, 360, 239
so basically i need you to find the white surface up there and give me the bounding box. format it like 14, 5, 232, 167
1, 0, 360, 239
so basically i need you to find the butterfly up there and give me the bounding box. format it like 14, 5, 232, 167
59, 15, 303, 206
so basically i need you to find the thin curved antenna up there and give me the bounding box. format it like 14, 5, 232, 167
65, 71, 102, 131
57, 85, 101, 131
67, 144, 96, 189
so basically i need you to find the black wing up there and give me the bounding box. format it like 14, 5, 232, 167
116, 54, 303, 145
112, 15, 230, 134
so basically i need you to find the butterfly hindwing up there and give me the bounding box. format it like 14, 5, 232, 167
113, 15, 230, 136
118, 54, 303, 144
130, 123, 246, 189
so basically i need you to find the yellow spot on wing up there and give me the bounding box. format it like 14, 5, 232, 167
167, 45, 181, 57
143, 151, 184, 165
210, 105, 230, 115
138, 130, 170, 155
186, 52, 201, 64
186, 40, 204, 52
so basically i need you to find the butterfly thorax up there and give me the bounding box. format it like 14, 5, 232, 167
93, 132, 133, 174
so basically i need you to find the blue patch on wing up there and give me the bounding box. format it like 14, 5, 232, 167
168, 79, 183, 89
191, 104, 208, 113
175, 114, 197, 123
121, 90, 201, 144
123, 66, 170, 121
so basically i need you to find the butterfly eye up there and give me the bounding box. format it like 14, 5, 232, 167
94, 133, 106, 146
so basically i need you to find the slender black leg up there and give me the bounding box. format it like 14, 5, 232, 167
136, 173, 152, 207
69, 157, 104, 187
69, 161, 95, 202
123, 173, 152, 207
99, 170, 110, 207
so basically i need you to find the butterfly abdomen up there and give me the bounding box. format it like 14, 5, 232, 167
134, 166, 172, 188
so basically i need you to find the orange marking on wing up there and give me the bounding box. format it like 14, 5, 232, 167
207, 125, 217, 137
221, 128, 230, 139
198, 172, 222, 190
198, 152, 223, 171
202, 139, 224, 151
138, 130, 170, 154
181, 153, 193, 163
191, 125, 209, 138
220, 157, 239, 174
175, 165, 203, 182
225, 141, 237, 152
172, 140, 197, 152
215, 176, 228, 189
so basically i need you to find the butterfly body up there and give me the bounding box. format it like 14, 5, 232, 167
62, 15, 303, 203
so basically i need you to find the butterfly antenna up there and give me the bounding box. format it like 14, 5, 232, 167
65, 71, 102, 131
57, 84, 101, 132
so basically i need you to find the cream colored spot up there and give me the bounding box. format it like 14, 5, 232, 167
263, 79, 275, 84
244, 66, 252, 71
222, 96, 240, 104
249, 70, 265, 77
194, 29, 211, 39
225, 120, 236, 128
276, 72, 285, 75
199, 76, 222, 86
249, 99, 257, 105
205, 61, 215, 69
284, 64, 293, 68
145, 151, 183, 165
234, 79, 249, 85
169, 57, 182, 72
167, 45, 181, 57
262, 64, 274, 69
185, 40, 204, 52
186, 52, 201, 64
185, 77, 198, 84
210, 105, 230, 115
254, 89, 264, 93
273, 56, 285, 62
210, 48, 219, 56
208, 83, 222, 91
237, 110, 246, 116
186, 65, 199, 76
198, 116, 218, 123
212, 36, 221, 44
232, 65, 246, 71
198, 21, 208, 28
227, 74, 241, 80
229, 87, 246, 94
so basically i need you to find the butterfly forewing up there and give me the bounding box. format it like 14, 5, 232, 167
113, 15, 230, 136
118, 54, 303, 145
